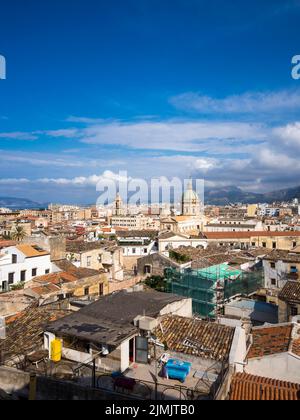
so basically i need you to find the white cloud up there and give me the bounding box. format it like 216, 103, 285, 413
43, 129, 81, 138
170, 89, 300, 114
66, 116, 105, 124
1, 107, 300, 194
273, 122, 300, 149
0, 132, 38, 140
37, 171, 131, 187
78, 120, 266, 152
194, 158, 219, 172
0, 178, 30, 184
257, 148, 300, 170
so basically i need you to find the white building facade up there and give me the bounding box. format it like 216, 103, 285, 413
0, 245, 53, 292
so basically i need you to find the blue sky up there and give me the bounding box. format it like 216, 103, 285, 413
0, 0, 300, 204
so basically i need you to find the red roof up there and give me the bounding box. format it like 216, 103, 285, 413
0, 240, 16, 248
247, 325, 293, 359
229, 373, 300, 401
204, 231, 300, 240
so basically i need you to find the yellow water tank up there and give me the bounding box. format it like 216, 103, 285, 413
51, 339, 62, 363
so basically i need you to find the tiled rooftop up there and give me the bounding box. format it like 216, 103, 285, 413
0, 304, 71, 358
292, 338, 300, 357
66, 240, 118, 253
154, 315, 235, 362
279, 281, 300, 303
204, 231, 300, 240
16, 244, 49, 258
54, 259, 101, 277
30, 283, 61, 296
168, 245, 270, 269
264, 250, 300, 263
229, 373, 300, 400
247, 325, 293, 359
0, 240, 16, 249
30, 271, 76, 285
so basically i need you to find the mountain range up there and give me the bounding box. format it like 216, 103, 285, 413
0, 197, 45, 210
205, 185, 300, 205
0, 185, 300, 209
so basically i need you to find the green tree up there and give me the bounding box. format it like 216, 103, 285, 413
2, 233, 12, 240
11, 224, 27, 242
169, 250, 190, 264
145, 276, 167, 292
10, 282, 25, 291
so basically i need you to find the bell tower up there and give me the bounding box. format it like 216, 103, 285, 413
114, 193, 123, 216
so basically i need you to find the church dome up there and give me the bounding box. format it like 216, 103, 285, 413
182, 181, 201, 217
182, 182, 200, 203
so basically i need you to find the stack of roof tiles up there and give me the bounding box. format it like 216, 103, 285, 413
247, 325, 293, 359
229, 373, 300, 401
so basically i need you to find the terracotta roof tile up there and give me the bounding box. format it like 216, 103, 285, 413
229, 373, 300, 401
264, 250, 300, 263
54, 259, 99, 278
0, 304, 71, 358
0, 240, 16, 248
292, 338, 300, 357
279, 282, 300, 303
30, 284, 61, 295
247, 325, 293, 359
204, 231, 300, 240
31, 272, 76, 285
154, 315, 235, 362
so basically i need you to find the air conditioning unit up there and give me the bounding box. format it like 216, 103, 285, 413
133, 315, 143, 327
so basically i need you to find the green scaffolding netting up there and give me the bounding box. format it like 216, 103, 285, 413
164, 265, 263, 319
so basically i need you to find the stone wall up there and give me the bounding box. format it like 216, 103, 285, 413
109, 276, 142, 294
137, 253, 181, 278
22, 236, 66, 261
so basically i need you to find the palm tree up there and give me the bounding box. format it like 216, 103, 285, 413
11, 224, 27, 242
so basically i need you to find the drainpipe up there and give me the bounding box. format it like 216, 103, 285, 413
0, 317, 6, 340
29, 374, 37, 401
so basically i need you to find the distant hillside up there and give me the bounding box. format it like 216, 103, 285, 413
0, 197, 44, 210
1, 185, 300, 209
263, 186, 300, 203
205, 185, 300, 205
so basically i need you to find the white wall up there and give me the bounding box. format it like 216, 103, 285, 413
160, 298, 193, 319
120, 339, 130, 372
263, 259, 288, 290
159, 237, 207, 253
0, 247, 52, 291
122, 241, 157, 257
44, 332, 56, 358
246, 352, 300, 383
229, 327, 247, 373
